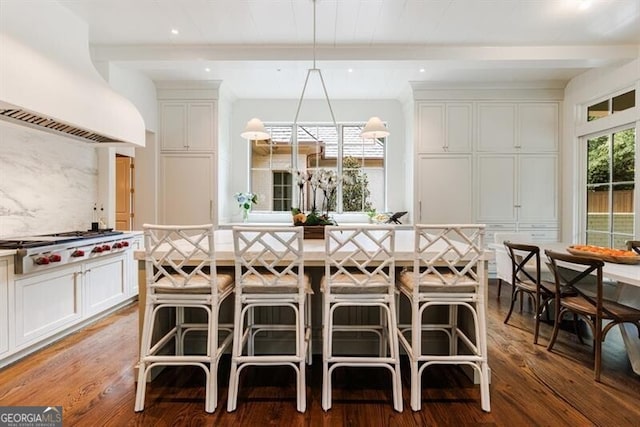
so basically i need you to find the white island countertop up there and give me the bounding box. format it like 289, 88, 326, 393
134, 227, 493, 267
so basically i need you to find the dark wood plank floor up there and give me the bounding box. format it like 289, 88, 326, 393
1, 280, 639, 426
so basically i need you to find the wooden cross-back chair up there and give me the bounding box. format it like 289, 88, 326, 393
545, 249, 640, 381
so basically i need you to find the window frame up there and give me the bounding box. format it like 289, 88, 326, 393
583, 125, 637, 248
586, 89, 636, 122
248, 121, 387, 214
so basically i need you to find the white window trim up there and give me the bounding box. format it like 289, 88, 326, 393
248, 121, 387, 216
578, 123, 639, 245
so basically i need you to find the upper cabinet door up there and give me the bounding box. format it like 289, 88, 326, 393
416, 103, 445, 152
416, 102, 472, 153
187, 102, 215, 151
160, 101, 215, 151
160, 102, 188, 151
477, 103, 517, 152
478, 102, 559, 152
446, 104, 472, 152
518, 103, 559, 152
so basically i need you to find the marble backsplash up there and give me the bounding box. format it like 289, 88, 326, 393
0, 121, 98, 238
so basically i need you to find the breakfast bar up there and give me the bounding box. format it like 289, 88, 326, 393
134, 227, 492, 359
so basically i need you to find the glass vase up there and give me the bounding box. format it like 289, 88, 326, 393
242, 208, 250, 222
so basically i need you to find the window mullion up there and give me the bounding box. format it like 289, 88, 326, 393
608, 134, 613, 246
337, 123, 343, 213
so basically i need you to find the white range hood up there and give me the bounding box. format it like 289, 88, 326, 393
0, 1, 145, 147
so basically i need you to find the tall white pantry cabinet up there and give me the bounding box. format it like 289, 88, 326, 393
157, 82, 218, 226
414, 94, 560, 256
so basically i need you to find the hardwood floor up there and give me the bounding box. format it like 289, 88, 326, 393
1, 280, 639, 426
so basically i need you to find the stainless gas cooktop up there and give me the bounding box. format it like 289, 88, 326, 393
0, 230, 123, 249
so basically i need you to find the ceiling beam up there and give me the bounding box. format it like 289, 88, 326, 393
91, 44, 639, 63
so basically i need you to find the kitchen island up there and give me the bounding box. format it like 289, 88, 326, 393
134, 227, 492, 382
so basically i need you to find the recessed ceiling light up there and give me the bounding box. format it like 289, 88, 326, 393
171, 28, 179, 35
205, 67, 211, 72
348, 68, 353, 73
578, 0, 592, 10
419, 68, 426, 73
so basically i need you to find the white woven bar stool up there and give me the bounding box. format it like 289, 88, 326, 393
322, 225, 402, 412
397, 224, 490, 412
227, 226, 312, 413
135, 224, 234, 413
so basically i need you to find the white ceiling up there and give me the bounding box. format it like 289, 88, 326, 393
59, 0, 640, 100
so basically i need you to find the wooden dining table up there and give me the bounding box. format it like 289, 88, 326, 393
490, 241, 640, 376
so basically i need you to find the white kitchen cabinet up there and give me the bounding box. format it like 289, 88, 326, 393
14, 264, 83, 348
517, 223, 559, 242
0, 257, 9, 356
486, 224, 558, 275
416, 102, 472, 153
417, 155, 473, 224
84, 254, 127, 317
159, 101, 216, 151
2, 243, 139, 367
127, 235, 143, 297
518, 154, 558, 222
476, 153, 558, 224
160, 153, 216, 225
477, 102, 558, 152
518, 103, 559, 152
477, 103, 516, 152
476, 155, 517, 222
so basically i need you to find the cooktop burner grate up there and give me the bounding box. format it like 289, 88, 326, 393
0, 240, 56, 249
0, 230, 123, 249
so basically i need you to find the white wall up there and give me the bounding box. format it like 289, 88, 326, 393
90, 62, 160, 228
106, 65, 159, 229
401, 92, 415, 224
217, 83, 235, 224
562, 58, 640, 242
229, 99, 406, 222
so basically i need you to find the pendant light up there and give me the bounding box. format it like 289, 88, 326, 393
241, 0, 390, 142
240, 117, 270, 140
361, 116, 390, 139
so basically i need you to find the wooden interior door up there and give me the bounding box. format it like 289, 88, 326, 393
115, 156, 134, 230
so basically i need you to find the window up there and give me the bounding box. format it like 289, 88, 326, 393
585, 127, 636, 248
587, 90, 636, 122
249, 122, 386, 213
272, 171, 292, 211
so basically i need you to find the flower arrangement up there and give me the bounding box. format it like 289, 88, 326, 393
234, 192, 258, 222
291, 168, 338, 226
